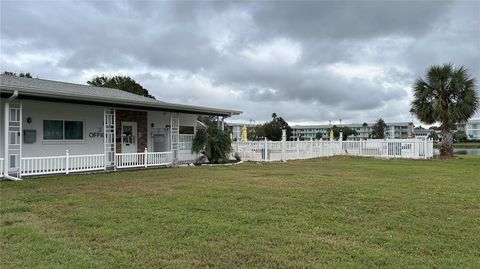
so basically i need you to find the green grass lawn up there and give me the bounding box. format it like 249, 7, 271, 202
1, 156, 479, 268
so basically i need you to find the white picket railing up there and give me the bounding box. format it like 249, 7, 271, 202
146, 151, 173, 167
116, 152, 145, 168
116, 150, 173, 169
233, 138, 434, 162
0, 158, 4, 178
20, 151, 106, 177
21, 155, 67, 176
68, 154, 105, 173
5, 150, 173, 177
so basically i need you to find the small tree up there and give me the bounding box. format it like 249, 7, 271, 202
428, 131, 439, 141
371, 119, 387, 139
453, 131, 467, 143
327, 125, 358, 141
256, 113, 292, 141
192, 124, 232, 164
3, 71, 33, 78
315, 132, 323, 140
247, 125, 265, 141
87, 75, 156, 99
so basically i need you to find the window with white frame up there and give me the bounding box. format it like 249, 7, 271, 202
9, 154, 19, 168
9, 108, 20, 122
9, 131, 20, 145
43, 120, 84, 140
105, 114, 114, 125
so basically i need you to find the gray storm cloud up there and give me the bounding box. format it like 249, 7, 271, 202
1, 0, 479, 124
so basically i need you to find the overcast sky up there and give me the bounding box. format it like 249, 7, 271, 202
1, 0, 479, 125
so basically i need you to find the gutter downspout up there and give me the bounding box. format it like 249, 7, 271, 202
4, 90, 21, 181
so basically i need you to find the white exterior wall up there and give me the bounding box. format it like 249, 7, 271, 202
178, 113, 197, 128
147, 111, 171, 151
465, 120, 480, 140
0, 98, 5, 158
1, 98, 200, 159
21, 100, 105, 157
145, 111, 197, 151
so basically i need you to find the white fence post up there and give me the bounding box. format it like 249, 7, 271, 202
296, 138, 300, 159
264, 137, 268, 161
281, 129, 286, 162
424, 138, 427, 159
144, 148, 148, 168
65, 150, 69, 175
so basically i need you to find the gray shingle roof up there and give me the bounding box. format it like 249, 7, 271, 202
0, 75, 241, 116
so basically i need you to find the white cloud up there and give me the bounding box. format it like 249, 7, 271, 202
241, 38, 302, 65
1, 0, 478, 124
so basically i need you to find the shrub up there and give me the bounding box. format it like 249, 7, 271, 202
192, 125, 232, 164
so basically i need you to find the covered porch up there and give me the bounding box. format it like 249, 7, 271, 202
1, 99, 224, 178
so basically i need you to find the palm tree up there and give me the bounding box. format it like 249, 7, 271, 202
411, 64, 478, 157
192, 124, 232, 163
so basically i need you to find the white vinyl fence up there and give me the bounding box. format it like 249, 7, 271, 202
5, 138, 432, 178
20, 151, 106, 177
116, 150, 172, 169
233, 138, 434, 162
14, 149, 173, 177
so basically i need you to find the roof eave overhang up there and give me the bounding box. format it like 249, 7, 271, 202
1, 87, 242, 117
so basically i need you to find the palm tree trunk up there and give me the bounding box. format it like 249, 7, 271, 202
440, 127, 454, 157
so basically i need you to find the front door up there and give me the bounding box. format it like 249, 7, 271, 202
121, 122, 137, 153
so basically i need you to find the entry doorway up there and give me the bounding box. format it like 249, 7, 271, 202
121, 122, 137, 153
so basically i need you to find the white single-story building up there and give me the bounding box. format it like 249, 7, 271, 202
0, 75, 241, 179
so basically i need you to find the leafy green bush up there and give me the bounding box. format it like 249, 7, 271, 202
192, 125, 232, 164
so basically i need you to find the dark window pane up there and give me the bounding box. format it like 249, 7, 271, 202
43, 120, 63, 140
179, 126, 194, 134
65, 121, 83, 140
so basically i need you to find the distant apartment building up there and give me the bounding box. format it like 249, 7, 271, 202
413, 127, 432, 137
291, 122, 414, 140
456, 119, 480, 140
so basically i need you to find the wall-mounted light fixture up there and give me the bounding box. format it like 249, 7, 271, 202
27, 117, 32, 123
